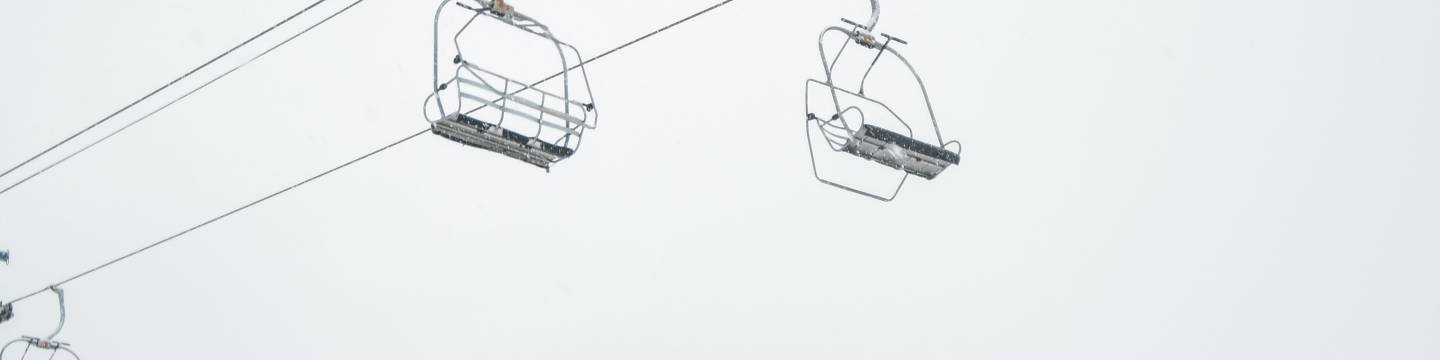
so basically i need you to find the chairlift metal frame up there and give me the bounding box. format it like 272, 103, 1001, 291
423, 0, 599, 171
805, 0, 962, 201
1, 287, 81, 360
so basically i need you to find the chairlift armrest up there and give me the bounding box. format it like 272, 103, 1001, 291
454, 1, 481, 12
880, 33, 908, 45
840, 18, 870, 31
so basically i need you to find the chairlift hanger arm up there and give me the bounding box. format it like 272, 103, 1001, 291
839, 0, 881, 32
816, 27, 858, 130
815, 26, 950, 146
868, 0, 880, 31
45, 287, 66, 344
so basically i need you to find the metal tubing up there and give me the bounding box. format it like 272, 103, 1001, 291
881, 45, 947, 146
433, 0, 454, 116
431, 0, 599, 166
45, 287, 65, 343
866, 0, 881, 31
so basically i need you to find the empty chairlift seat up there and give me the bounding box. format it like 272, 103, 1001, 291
424, 0, 598, 170
803, 0, 963, 201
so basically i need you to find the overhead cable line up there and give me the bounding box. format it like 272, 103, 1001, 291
533, 0, 736, 86
0, 0, 363, 198
0, 0, 333, 180
4, 129, 426, 305
3, 0, 739, 305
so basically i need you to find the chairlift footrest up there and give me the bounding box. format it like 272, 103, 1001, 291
432, 113, 575, 169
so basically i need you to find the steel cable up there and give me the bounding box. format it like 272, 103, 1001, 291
4, 0, 740, 305
0, 0, 334, 182
0, 0, 364, 198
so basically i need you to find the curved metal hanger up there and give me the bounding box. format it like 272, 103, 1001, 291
1, 287, 81, 360
864, 0, 881, 32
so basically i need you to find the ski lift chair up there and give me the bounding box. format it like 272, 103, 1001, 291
423, 0, 599, 171
1, 287, 81, 360
805, 0, 962, 201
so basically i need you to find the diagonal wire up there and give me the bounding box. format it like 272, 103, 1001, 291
0, 0, 332, 182
536, 0, 735, 84
1, 129, 430, 305
3, 0, 740, 305
0, 0, 365, 198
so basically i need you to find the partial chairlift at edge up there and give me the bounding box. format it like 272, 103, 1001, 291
423, 0, 598, 171
1, 287, 81, 360
804, 0, 962, 201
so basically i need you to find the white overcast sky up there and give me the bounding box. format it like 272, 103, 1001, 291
2, 0, 1438, 359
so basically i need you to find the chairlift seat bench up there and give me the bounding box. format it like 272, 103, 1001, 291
432, 113, 575, 169
841, 124, 959, 180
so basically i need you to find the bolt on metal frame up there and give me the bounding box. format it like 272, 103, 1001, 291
805, 0, 962, 201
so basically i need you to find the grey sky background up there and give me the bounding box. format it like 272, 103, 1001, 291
2, 0, 1438, 359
